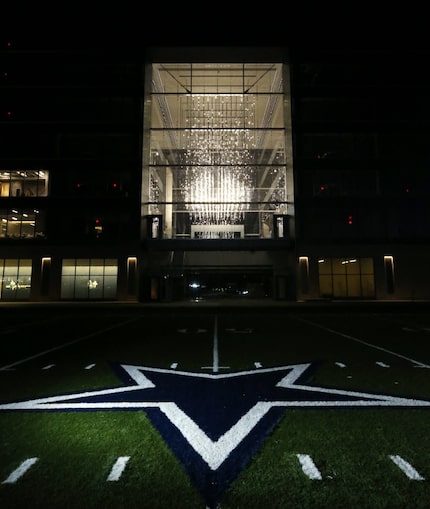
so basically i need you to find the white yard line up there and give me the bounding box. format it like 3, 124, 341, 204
213, 315, 219, 373
2, 457, 39, 484
202, 315, 229, 372
0, 316, 141, 371
295, 316, 430, 368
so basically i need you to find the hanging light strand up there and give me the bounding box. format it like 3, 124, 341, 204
182, 94, 255, 225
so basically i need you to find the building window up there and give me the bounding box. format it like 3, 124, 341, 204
0, 259, 32, 300
0, 208, 46, 239
318, 257, 375, 298
0, 170, 49, 197
143, 62, 292, 239
61, 258, 118, 300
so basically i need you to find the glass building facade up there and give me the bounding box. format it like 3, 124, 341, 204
0, 41, 429, 302
143, 63, 291, 240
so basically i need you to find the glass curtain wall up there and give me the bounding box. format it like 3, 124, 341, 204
143, 63, 290, 239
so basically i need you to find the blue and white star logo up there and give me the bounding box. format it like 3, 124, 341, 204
2, 363, 430, 507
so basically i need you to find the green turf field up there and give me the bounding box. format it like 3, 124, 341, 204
1, 303, 430, 508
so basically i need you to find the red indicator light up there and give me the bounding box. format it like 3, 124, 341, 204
347, 215, 353, 225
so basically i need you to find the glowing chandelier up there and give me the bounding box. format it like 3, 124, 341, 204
182, 94, 255, 225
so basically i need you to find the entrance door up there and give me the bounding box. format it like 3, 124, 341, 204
185, 271, 272, 300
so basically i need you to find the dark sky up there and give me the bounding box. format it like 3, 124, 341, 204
4, 4, 427, 53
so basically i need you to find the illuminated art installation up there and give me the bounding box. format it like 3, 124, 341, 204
147, 63, 288, 239
181, 94, 254, 226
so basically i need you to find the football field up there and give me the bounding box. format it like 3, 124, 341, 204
1, 302, 430, 508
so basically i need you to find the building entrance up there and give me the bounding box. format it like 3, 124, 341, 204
184, 270, 272, 300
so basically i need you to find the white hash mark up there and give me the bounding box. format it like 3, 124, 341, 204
376, 362, 390, 368
389, 455, 425, 480
2, 457, 39, 484
107, 456, 131, 481
296, 454, 323, 480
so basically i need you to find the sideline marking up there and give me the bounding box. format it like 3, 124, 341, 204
296, 454, 322, 480
389, 455, 425, 480
335, 362, 346, 368
295, 316, 430, 368
0, 316, 142, 371
85, 364, 96, 370
42, 364, 55, 370
107, 456, 130, 481
2, 457, 39, 484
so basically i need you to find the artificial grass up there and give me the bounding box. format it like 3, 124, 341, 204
223, 409, 430, 508
2, 307, 430, 508
2, 408, 430, 508
0, 412, 203, 508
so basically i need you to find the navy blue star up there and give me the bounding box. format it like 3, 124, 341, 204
2, 362, 430, 509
